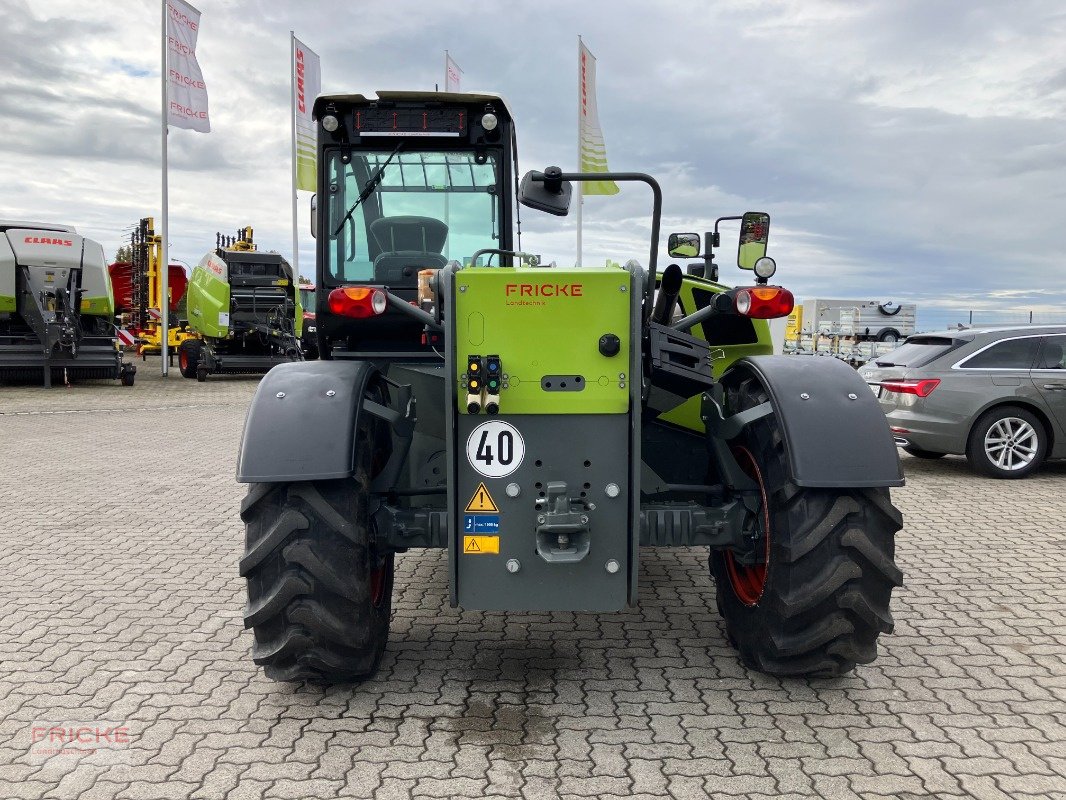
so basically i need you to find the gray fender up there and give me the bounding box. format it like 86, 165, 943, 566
724, 355, 904, 488
237, 359, 379, 483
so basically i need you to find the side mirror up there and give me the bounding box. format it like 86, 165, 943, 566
519, 167, 572, 216
310, 194, 318, 239
667, 232, 700, 258
737, 211, 769, 269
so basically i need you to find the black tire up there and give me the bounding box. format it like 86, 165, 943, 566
240, 391, 394, 683
965, 405, 1047, 479
196, 366, 208, 382
902, 445, 944, 459
120, 367, 135, 387
178, 340, 202, 379
877, 328, 901, 343
710, 374, 904, 677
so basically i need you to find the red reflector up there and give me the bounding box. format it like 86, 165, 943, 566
327, 287, 386, 318
735, 286, 795, 319
880, 378, 940, 397
889, 426, 911, 434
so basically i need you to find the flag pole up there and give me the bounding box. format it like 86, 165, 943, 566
160, 0, 170, 376
290, 32, 299, 282
576, 35, 583, 268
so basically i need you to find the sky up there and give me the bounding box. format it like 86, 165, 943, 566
1, 0, 1064, 330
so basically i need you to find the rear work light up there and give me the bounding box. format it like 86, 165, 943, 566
327, 287, 387, 319
734, 286, 795, 319
880, 378, 940, 397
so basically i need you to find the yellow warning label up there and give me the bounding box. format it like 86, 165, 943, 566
463, 535, 500, 554
464, 482, 499, 513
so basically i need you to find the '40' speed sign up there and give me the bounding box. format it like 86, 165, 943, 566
465, 420, 525, 478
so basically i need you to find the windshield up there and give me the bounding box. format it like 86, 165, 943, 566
299, 288, 315, 311
326, 150, 500, 283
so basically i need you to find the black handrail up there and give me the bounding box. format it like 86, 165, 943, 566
532, 171, 662, 326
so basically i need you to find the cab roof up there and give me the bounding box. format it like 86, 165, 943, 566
0, 220, 77, 233
313, 91, 512, 120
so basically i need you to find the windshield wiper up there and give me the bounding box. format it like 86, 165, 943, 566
332, 142, 404, 237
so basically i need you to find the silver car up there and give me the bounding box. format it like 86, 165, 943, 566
859, 325, 1066, 478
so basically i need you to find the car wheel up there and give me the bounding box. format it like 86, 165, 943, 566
966, 406, 1047, 479
902, 445, 945, 460
878, 328, 901, 343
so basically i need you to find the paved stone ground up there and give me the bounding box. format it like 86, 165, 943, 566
1, 359, 1063, 800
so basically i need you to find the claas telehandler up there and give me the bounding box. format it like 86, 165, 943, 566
237, 92, 903, 683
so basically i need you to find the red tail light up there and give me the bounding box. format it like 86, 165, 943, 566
327, 287, 387, 318
880, 378, 940, 397
734, 286, 795, 319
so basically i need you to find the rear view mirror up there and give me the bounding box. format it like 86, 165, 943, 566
310, 194, 318, 239
737, 211, 769, 269
519, 167, 572, 216
667, 232, 700, 258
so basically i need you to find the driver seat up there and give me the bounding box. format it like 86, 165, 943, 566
369, 216, 448, 285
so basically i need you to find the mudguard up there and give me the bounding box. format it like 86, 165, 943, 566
724, 355, 904, 488
237, 359, 378, 483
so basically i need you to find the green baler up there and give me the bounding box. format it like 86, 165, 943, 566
0, 220, 134, 387
178, 228, 302, 381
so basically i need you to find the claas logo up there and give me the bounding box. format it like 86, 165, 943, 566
24, 236, 73, 246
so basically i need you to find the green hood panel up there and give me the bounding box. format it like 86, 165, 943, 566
187, 253, 231, 338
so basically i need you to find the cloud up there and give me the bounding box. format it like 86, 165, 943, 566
0, 0, 1062, 331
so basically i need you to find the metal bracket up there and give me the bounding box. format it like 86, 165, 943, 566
535, 481, 591, 563
700, 387, 770, 494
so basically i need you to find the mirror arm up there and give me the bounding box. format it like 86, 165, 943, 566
713, 215, 743, 241
533, 171, 662, 325
671, 302, 719, 333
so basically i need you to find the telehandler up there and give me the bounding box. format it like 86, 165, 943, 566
237, 92, 903, 682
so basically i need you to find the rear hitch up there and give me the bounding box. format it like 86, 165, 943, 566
535, 481, 591, 563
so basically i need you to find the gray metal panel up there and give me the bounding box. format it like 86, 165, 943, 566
6, 229, 85, 271
455, 414, 630, 612
236, 360, 376, 483
627, 264, 643, 607
443, 263, 461, 607
732, 355, 905, 488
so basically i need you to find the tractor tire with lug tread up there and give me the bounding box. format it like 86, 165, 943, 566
710, 373, 904, 677
240, 386, 394, 683
902, 445, 945, 459
177, 339, 202, 379
966, 405, 1046, 479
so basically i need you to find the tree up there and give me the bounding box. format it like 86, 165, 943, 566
113, 244, 132, 264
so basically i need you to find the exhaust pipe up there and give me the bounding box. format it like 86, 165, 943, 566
651, 263, 683, 325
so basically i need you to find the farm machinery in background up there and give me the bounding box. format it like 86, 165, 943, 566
785, 298, 918, 366
1, 220, 134, 387
298, 282, 318, 359
110, 217, 195, 359
176, 227, 303, 381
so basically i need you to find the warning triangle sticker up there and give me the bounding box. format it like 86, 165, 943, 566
465, 538, 480, 552
465, 482, 499, 513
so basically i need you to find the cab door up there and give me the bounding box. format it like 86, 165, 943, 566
1032, 334, 1066, 457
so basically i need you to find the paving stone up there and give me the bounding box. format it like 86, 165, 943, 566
2, 362, 1063, 799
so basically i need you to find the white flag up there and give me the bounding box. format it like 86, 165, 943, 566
445, 51, 463, 93
578, 38, 617, 195
293, 37, 320, 192
166, 0, 210, 132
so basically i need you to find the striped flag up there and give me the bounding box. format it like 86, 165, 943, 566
578, 38, 618, 195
